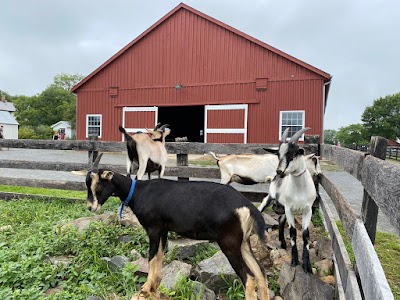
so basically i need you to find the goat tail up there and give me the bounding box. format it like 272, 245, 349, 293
207, 151, 220, 161
119, 125, 133, 141
238, 206, 266, 243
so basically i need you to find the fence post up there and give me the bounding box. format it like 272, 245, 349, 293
88, 135, 99, 168
361, 136, 388, 243
177, 154, 189, 181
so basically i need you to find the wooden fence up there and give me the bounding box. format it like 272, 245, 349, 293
387, 146, 400, 160
0, 136, 398, 299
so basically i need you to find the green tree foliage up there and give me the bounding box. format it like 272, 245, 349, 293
336, 123, 369, 146
53, 73, 84, 91
13, 86, 76, 127
18, 125, 53, 139
362, 92, 400, 140
13, 73, 83, 129
323, 129, 338, 145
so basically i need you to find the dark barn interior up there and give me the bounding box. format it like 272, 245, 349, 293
158, 106, 204, 142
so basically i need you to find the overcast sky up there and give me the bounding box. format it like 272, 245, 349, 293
1, 0, 399, 130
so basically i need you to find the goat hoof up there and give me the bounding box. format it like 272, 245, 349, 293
281, 242, 287, 249
291, 259, 299, 267
303, 263, 312, 273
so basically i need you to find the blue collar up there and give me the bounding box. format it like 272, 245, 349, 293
119, 179, 136, 219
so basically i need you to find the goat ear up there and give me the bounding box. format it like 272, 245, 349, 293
163, 128, 171, 137
101, 171, 114, 180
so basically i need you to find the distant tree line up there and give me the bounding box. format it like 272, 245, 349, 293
324, 92, 400, 147
0, 73, 84, 139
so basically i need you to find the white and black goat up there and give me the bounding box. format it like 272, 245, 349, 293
119, 123, 170, 180
83, 154, 270, 300
258, 127, 316, 273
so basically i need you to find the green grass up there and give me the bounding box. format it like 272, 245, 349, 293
0, 185, 86, 199
336, 221, 400, 299
374, 232, 400, 299
0, 197, 148, 300
320, 160, 344, 172
0, 196, 237, 299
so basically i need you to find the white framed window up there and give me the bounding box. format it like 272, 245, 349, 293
86, 114, 102, 138
279, 110, 305, 141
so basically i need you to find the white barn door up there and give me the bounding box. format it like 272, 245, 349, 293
122, 107, 158, 140
204, 104, 248, 143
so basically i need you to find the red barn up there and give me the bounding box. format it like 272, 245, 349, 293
72, 3, 331, 143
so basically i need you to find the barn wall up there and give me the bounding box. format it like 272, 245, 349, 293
75, 7, 327, 142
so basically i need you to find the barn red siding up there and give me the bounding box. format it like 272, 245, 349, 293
207, 133, 244, 143
124, 111, 155, 128
207, 110, 245, 129
74, 4, 329, 142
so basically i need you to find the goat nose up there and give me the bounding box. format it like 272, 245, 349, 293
276, 170, 283, 175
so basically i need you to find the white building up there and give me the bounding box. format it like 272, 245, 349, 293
51, 121, 74, 139
0, 98, 18, 139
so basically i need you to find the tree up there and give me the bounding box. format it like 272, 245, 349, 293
13, 73, 82, 128
323, 129, 338, 145
336, 123, 369, 146
52, 73, 84, 91
362, 92, 400, 140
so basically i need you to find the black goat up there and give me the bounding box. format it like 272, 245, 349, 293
83, 154, 270, 300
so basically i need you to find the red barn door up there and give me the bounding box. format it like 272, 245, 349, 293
122, 107, 158, 141
205, 104, 248, 143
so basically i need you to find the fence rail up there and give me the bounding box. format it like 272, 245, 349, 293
0, 137, 398, 299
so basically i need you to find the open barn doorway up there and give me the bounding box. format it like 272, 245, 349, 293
158, 106, 204, 142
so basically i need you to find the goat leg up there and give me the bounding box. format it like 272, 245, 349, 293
278, 214, 287, 249
289, 226, 299, 266
302, 228, 312, 273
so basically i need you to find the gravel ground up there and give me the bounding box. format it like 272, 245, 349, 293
0, 148, 396, 234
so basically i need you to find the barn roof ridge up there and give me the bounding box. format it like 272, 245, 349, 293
71, 2, 331, 93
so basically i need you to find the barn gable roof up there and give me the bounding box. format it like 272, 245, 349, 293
72, 2, 331, 93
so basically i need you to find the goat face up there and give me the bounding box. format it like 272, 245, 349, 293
85, 170, 116, 212
276, 142, 305, 177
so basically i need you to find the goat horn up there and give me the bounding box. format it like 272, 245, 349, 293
159, 124, 170, 131
281, 127, 290, 143
289, 127, 311, 143
154, 122, 162, 130
91, 153, 103, 171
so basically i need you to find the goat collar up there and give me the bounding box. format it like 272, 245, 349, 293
119, 179, 136, 219
293, 168, 307, 177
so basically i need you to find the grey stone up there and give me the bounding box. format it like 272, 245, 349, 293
118, 205, 141, 228
118, 235, 132, 244
278, 262, 335, 300
87, 296, 104, 300
193, 250, 238, 293
131, 257, 149, 276
315, 237, 333, 260
130, 249, 142, 261
314, 259, 334, 276
107, 255, 130, 273
161, 260, 192, 290
59, 211, 117, 233
262, 213, 279, 229
47, 255, 73, 266
167, 238, 213, 260
192, 280, 217, 300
